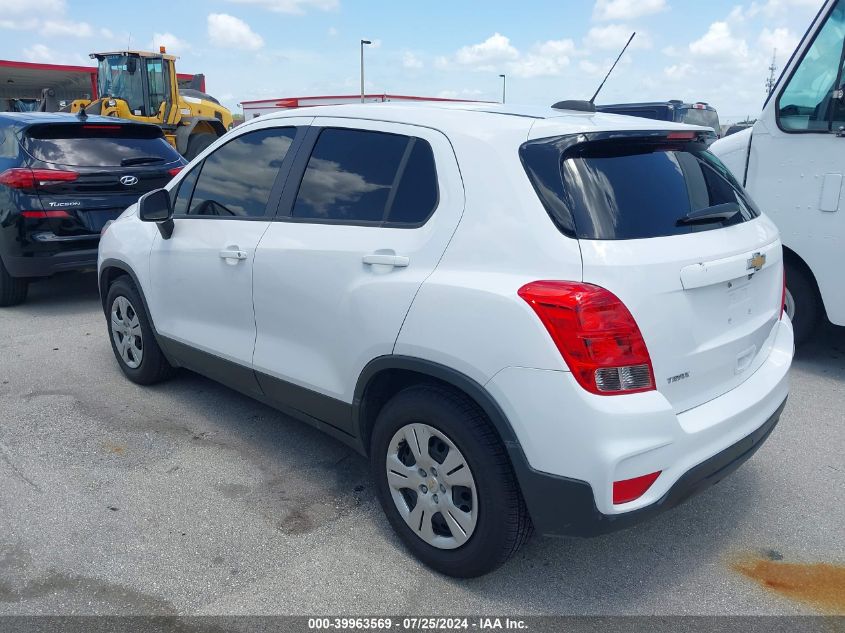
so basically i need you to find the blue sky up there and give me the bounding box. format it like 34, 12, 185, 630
0, 0, 823, 122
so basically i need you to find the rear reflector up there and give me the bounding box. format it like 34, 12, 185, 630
21, 210, 72, 219
0, 168, 79, 189
168, 167, 184, 177
613, 471, 661, 504
518, 281, 655, 395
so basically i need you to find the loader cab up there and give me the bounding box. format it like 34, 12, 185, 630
92, 51, 177, 120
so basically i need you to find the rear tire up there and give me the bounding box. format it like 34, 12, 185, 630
0, 257, 28, 307
105, 277, 175, 385
785, 261, 821, 345
184, 133, 216, 160
370, 385, 532, 577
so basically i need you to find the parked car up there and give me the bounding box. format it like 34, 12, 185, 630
98, 103, 793, 577
723, 120, 755, 137
0, 112, 185, 306
598, 100, 721, 140
712, 0, 844, 344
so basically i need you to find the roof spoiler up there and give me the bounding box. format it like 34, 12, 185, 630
551, 100, 596, 113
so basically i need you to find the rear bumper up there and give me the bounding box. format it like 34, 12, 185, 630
2, 248, 99, 278
488, 318, 793, 537
510, 396, 785, 537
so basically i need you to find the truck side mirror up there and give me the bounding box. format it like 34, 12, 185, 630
139, 189, 174, 239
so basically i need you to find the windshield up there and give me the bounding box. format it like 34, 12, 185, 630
97, 55, 145, 114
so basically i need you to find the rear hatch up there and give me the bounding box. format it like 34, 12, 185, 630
522, 130, 783, 413
21, 121, 184, 238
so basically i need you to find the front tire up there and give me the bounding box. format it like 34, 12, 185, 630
106, 277, 175, 385
784, 261, 821, 345
0, 257, 28, 307
371, 385, 532, 577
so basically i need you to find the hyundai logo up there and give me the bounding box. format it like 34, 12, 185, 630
120, 175, 139, 186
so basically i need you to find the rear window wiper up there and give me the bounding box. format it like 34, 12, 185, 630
676, 202, 742, 226
121, 156, 165, 166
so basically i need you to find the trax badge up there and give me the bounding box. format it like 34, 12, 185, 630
120, 175, 139, 186
747, 252, 766, 272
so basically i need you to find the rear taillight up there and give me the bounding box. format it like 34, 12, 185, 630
780, 265, 786, 320
21, 210, 72, 219
0, 168, 79, 189
518, 281, 655, 395
168, 167, 184, 177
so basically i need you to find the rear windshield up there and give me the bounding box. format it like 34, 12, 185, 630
23, 123, 181, 167
521, 136, 760, 240
680, 108, 720, 133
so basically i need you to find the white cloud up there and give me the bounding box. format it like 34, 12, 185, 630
689, 21, 749, 61
207, 13, 264, 50
439, 33, 574, 78
40, 19, 93, 37
150, 32, 192, 55
100, 27, 114, 39
664, 62, 694, 80
745, 0, 820, 18
402, 52, 423, 69
584, 24, 651, 50
227, 0, 337, 13
454, 33, 519, 68
327, 26, 338, 37
23, 43, 56, 63
593, 0, 667, 21
758, 27, 799, 58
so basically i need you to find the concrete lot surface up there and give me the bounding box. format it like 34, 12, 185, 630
0, 272, 843, 615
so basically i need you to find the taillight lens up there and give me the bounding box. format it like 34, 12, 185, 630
780, 265, 786, 321
0, 168, 79, 189
518, 281, 655, 395
168, 167, 184, 177
21, 210, 72, 219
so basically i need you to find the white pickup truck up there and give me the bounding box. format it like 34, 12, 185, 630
712, 0, 845, 343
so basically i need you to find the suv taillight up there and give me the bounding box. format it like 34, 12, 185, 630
518, 281, 655, 395
0, 168, 79, 189
780, 265, 786, 321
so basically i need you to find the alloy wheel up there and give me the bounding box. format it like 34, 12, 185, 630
385, 423, 478, 550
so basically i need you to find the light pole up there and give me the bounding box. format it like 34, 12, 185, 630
499, 74, 506, 104
360, 39, 372, 103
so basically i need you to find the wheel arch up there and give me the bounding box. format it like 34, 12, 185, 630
175, 118, 226, 155
352, 356, 520, 459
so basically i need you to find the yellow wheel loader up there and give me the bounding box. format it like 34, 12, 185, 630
69, 49, 233, 160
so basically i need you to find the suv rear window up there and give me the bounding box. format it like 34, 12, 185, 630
521, 135, 760, 240
680, 108, 720, 133
23, 123, 181, 167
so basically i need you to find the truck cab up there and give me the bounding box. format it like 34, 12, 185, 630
711, 0, 845, 343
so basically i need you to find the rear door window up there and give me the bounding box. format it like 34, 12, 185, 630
290, 127, 438, 226
23, 123, 181, 167
522, 137, 761, 240
184, 127, 296, 218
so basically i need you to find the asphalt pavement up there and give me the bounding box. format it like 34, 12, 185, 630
0, 272, 842, 616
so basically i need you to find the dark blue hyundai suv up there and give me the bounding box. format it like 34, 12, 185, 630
0, 112, 185, 305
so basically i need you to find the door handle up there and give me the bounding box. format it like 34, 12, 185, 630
219, 248, 248, 261
362, 253, 410, 268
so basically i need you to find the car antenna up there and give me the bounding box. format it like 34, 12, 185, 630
76, 106, 88, 121
589, 32, 636, 105
552, 32, 636, 113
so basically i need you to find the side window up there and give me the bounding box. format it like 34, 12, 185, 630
778, 0, 845, 132
186, 127, 296, 218
291, 128, 438, 226
145, 58, 169, 114
171, 165, 200, 215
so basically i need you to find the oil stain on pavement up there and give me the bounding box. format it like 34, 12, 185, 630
731, 552, 845, 613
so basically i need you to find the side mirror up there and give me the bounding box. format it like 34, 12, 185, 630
139, 188, 174, 239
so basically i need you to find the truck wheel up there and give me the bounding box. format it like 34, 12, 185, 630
784, 261, 821, 345
0, 257, 28, 307
370, 385, 532, 577
184, 133, 216, 160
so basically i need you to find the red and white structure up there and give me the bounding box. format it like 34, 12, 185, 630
239, 94, 487, 119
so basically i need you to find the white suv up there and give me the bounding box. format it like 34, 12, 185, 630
98, 103, 793, 577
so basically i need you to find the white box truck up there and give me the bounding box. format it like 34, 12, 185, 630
711, 0, 845, 343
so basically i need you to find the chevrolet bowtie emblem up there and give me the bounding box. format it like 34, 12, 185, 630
747, 252, 766, 272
